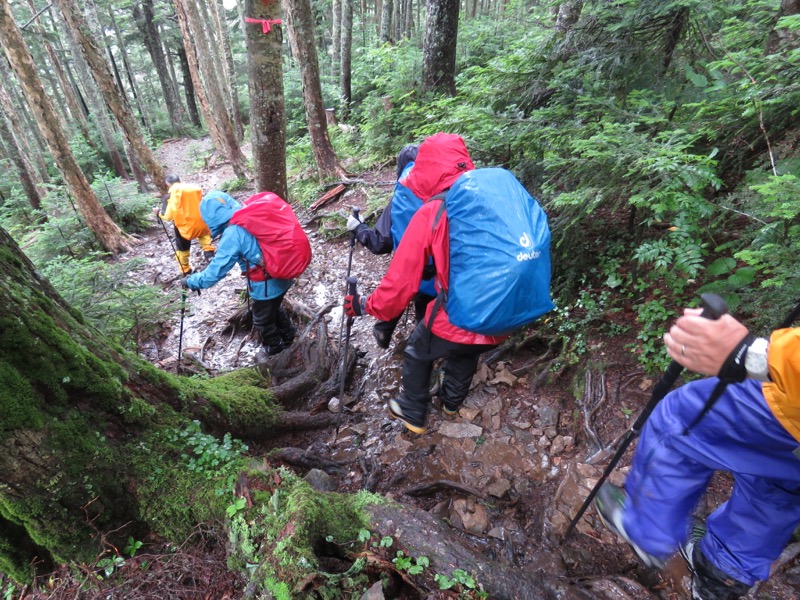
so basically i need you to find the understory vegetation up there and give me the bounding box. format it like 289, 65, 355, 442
2, 1, 796, 373
1, 0, 799, 595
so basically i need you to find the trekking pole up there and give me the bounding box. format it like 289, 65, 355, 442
338, 206, 361, 351
339, 276, 358, 400
564, 293, 728, 539
176, 287, 187, 374
156, 213, 183, 273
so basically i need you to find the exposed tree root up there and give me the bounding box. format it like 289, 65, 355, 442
269, 447, 352, 473
401, 479, 486, 500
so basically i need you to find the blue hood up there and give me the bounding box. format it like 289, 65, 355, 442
200, 191, 241, 238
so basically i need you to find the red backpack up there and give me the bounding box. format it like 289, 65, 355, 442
229, 192, 312, 280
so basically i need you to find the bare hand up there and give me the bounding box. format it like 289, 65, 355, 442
663, 309, 750, 376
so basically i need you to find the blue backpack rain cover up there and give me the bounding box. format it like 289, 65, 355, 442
443, 168, 554, 335
391, 162, 437, 297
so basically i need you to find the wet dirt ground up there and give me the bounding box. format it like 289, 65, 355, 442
120, 137, 800, 599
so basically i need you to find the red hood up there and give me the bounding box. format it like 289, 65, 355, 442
401, 133, 474, 200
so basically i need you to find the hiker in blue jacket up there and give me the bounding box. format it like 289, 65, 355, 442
182, 191, 295, 356
346, 144, 437, 348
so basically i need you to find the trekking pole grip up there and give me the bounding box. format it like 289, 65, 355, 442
346, 275, 358, 297
698, 293, 727, 321
349, 207, 360, 248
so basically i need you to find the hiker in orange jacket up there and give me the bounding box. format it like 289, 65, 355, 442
154, 174, 215, 275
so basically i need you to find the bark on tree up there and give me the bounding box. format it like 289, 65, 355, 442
555, 0, 582, 34
0, 224, 280, 580
174, 0, 248, 179
95, 0, 150, 136
22, 0, 93, 148
176, 44, 202, 128
660, 6, 688, 77
172, 0, 227, 155
341, 0, 353, 116
0, 0, 129, 254
212, 0, 244, 141
331, 0, 341, 76
422, 0, 459, 95
244, 0, 288, 198
380, 0, 392, 43
55, 6, 129, 182
765, 0, 800, 55
131, 0, 187, 136
283, 0, 347, 181
52, 0, 166, 192
0, 62, 49, 185
0, 96, 42, 213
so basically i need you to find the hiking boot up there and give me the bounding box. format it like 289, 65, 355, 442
680, 521, 750, 600
203, 250, 216, 263
441, 399, 461, 416
388, 399, 427, 434
593, 483, 665, 569
263, 341, 287, 356
372, 325, 392, 349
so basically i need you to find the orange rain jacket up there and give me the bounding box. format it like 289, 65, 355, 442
158, 183, 210, 241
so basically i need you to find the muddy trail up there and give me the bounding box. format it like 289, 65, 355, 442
117, 138, 799, 599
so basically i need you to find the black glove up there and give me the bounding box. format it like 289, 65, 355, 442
717, 333, 755, 383
181, 277, 192, 290
344, 294, 366, 317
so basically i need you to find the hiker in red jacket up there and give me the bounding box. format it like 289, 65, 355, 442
343, 133, 506, 434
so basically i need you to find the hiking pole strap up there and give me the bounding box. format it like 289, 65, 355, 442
683, 295, 800, 435
564, 293, 728, 538
350, 207, 360, 249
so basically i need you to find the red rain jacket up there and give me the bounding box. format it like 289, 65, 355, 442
365, 133, 507, 346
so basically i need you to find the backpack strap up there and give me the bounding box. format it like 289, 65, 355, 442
422, 191, 450, 348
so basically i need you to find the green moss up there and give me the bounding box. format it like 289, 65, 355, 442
0, 312, 127, 413
186, 369, 282, 433
0, 362, 43, 437
227, 468, 386, 596
130, 424, 246, 541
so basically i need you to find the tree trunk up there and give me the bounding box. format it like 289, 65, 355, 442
555, 0, 582, 35
380, 0, 392, 43
0, 223, 284, 581
53, 0, 166, 193
176, 44, 202, 128
0, 60, 50, 185
130, 0, 187, 137
0, 1, 129, 254
422, 0, 459, 95
283, 0, 347, 181
55, 6, 129, 181
341, 0, 353, 117
765, 0, 800, 55
660, 6, 688, 77
174, 0, 248, 179
172, 0, 226, 152
331, 0, 341, 77
244, 0, 288, 198
22, 0, 94, 149
0, 94, 42, 212
213, 0, 244, 141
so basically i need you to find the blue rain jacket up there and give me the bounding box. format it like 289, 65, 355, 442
185, 191, 292, 301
